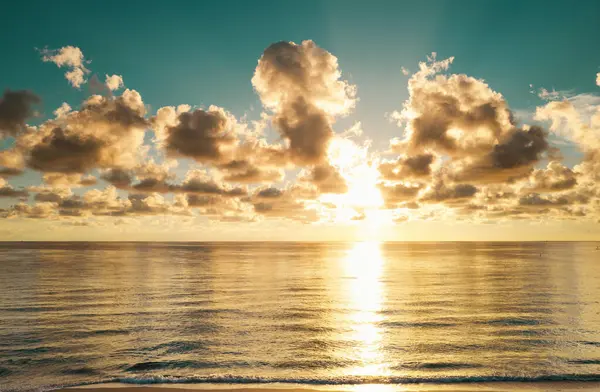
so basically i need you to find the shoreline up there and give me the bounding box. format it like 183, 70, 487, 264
56, 381, 600, 392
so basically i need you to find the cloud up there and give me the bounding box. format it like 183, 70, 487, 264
534, 93, 600, 195
0, 178, 28, 198
252, 40, 356, 165
392, 213, 409, 223
19, 89, 147, 173
100, 168, 133, 188
378, 182, 422, 207
40, 46, 90, 88
351, 211, 366, 221
451, 125, 549, 183
378, 153, 435, 180
177, 169, 246, 197
256, 187, 283, 198
537, 87, 562, 101
250, 184, 319, 223
43, 173, 97, 188
0, 90, 40, 139
389, 54, 551, 186
31, 186, 73, 203
0, 149, 26, 177
184, 193, 254, 222
535, 97, 600, 153
127, 193, 190, 216
420, 181, 478, 204
54, 102, 72, 118
153, 105, 238, 163
217, 159, 284, 184
518, 193, 572, 208
526, 161, 577, 192
100, 159, 177, 190
78, 186, 130, 215
301, 164, 348, 194
130, 178, 174, 194
105, 74, 124, 91
3, 202, 57, 219
6, 185, 188, 219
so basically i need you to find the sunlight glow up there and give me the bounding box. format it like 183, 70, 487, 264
342, 241, 389, 377
320, 137, 391, 227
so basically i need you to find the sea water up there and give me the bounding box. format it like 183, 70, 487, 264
1, 241, 600, 391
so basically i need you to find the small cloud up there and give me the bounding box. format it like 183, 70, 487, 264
393, 214, 409, 223
53, 102, 71, 118
105, 74, 124, 91
401, 67, 410, 76
537, 88, 561, 101
39, 46, 90, 88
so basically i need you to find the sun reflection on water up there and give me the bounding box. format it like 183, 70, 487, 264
342, 241, 389, 377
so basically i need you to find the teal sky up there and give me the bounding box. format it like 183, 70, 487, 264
3, 0, 600, 138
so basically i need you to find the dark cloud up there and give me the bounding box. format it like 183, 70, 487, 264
0, 168, 23, 177
0, 185, 28, 199
303, 164, 348, 194
23, 90, 147, 173
273, 98, 333, 164
131, 178, 174, 194
100, 160, 177, 191
420, 182, 478, 204
0, 178, 28, 198
379, 153, 435, 180
0, 90, 40, 139
58, 196, 86, 210
450, 126, 550, 184
378, 182, 422, 207
178, 175, 246, 197
218, 159, 283, 184
186, 194, 221, 207
155, 107, 237, 163
27, 127, 105, 173
490, 126, 549, 170
100, 168, 133, 188
34, 190, 68, 203
252, 40, 356, 165
250, 184, 319, 223
392, 56, 550, 186
256, 187, 284, 199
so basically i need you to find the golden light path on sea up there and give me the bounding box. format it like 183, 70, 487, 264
342, 241, 388, 377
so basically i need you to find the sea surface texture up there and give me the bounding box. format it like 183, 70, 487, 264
1, 241, 600, 391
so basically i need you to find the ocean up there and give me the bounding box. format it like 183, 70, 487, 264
1, 241, 600, 391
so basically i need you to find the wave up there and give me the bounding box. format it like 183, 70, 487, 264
73, 374, 600, 387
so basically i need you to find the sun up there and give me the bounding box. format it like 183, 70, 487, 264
319, 136, 392, 226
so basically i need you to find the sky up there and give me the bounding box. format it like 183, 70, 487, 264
1, 0, 600, 241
